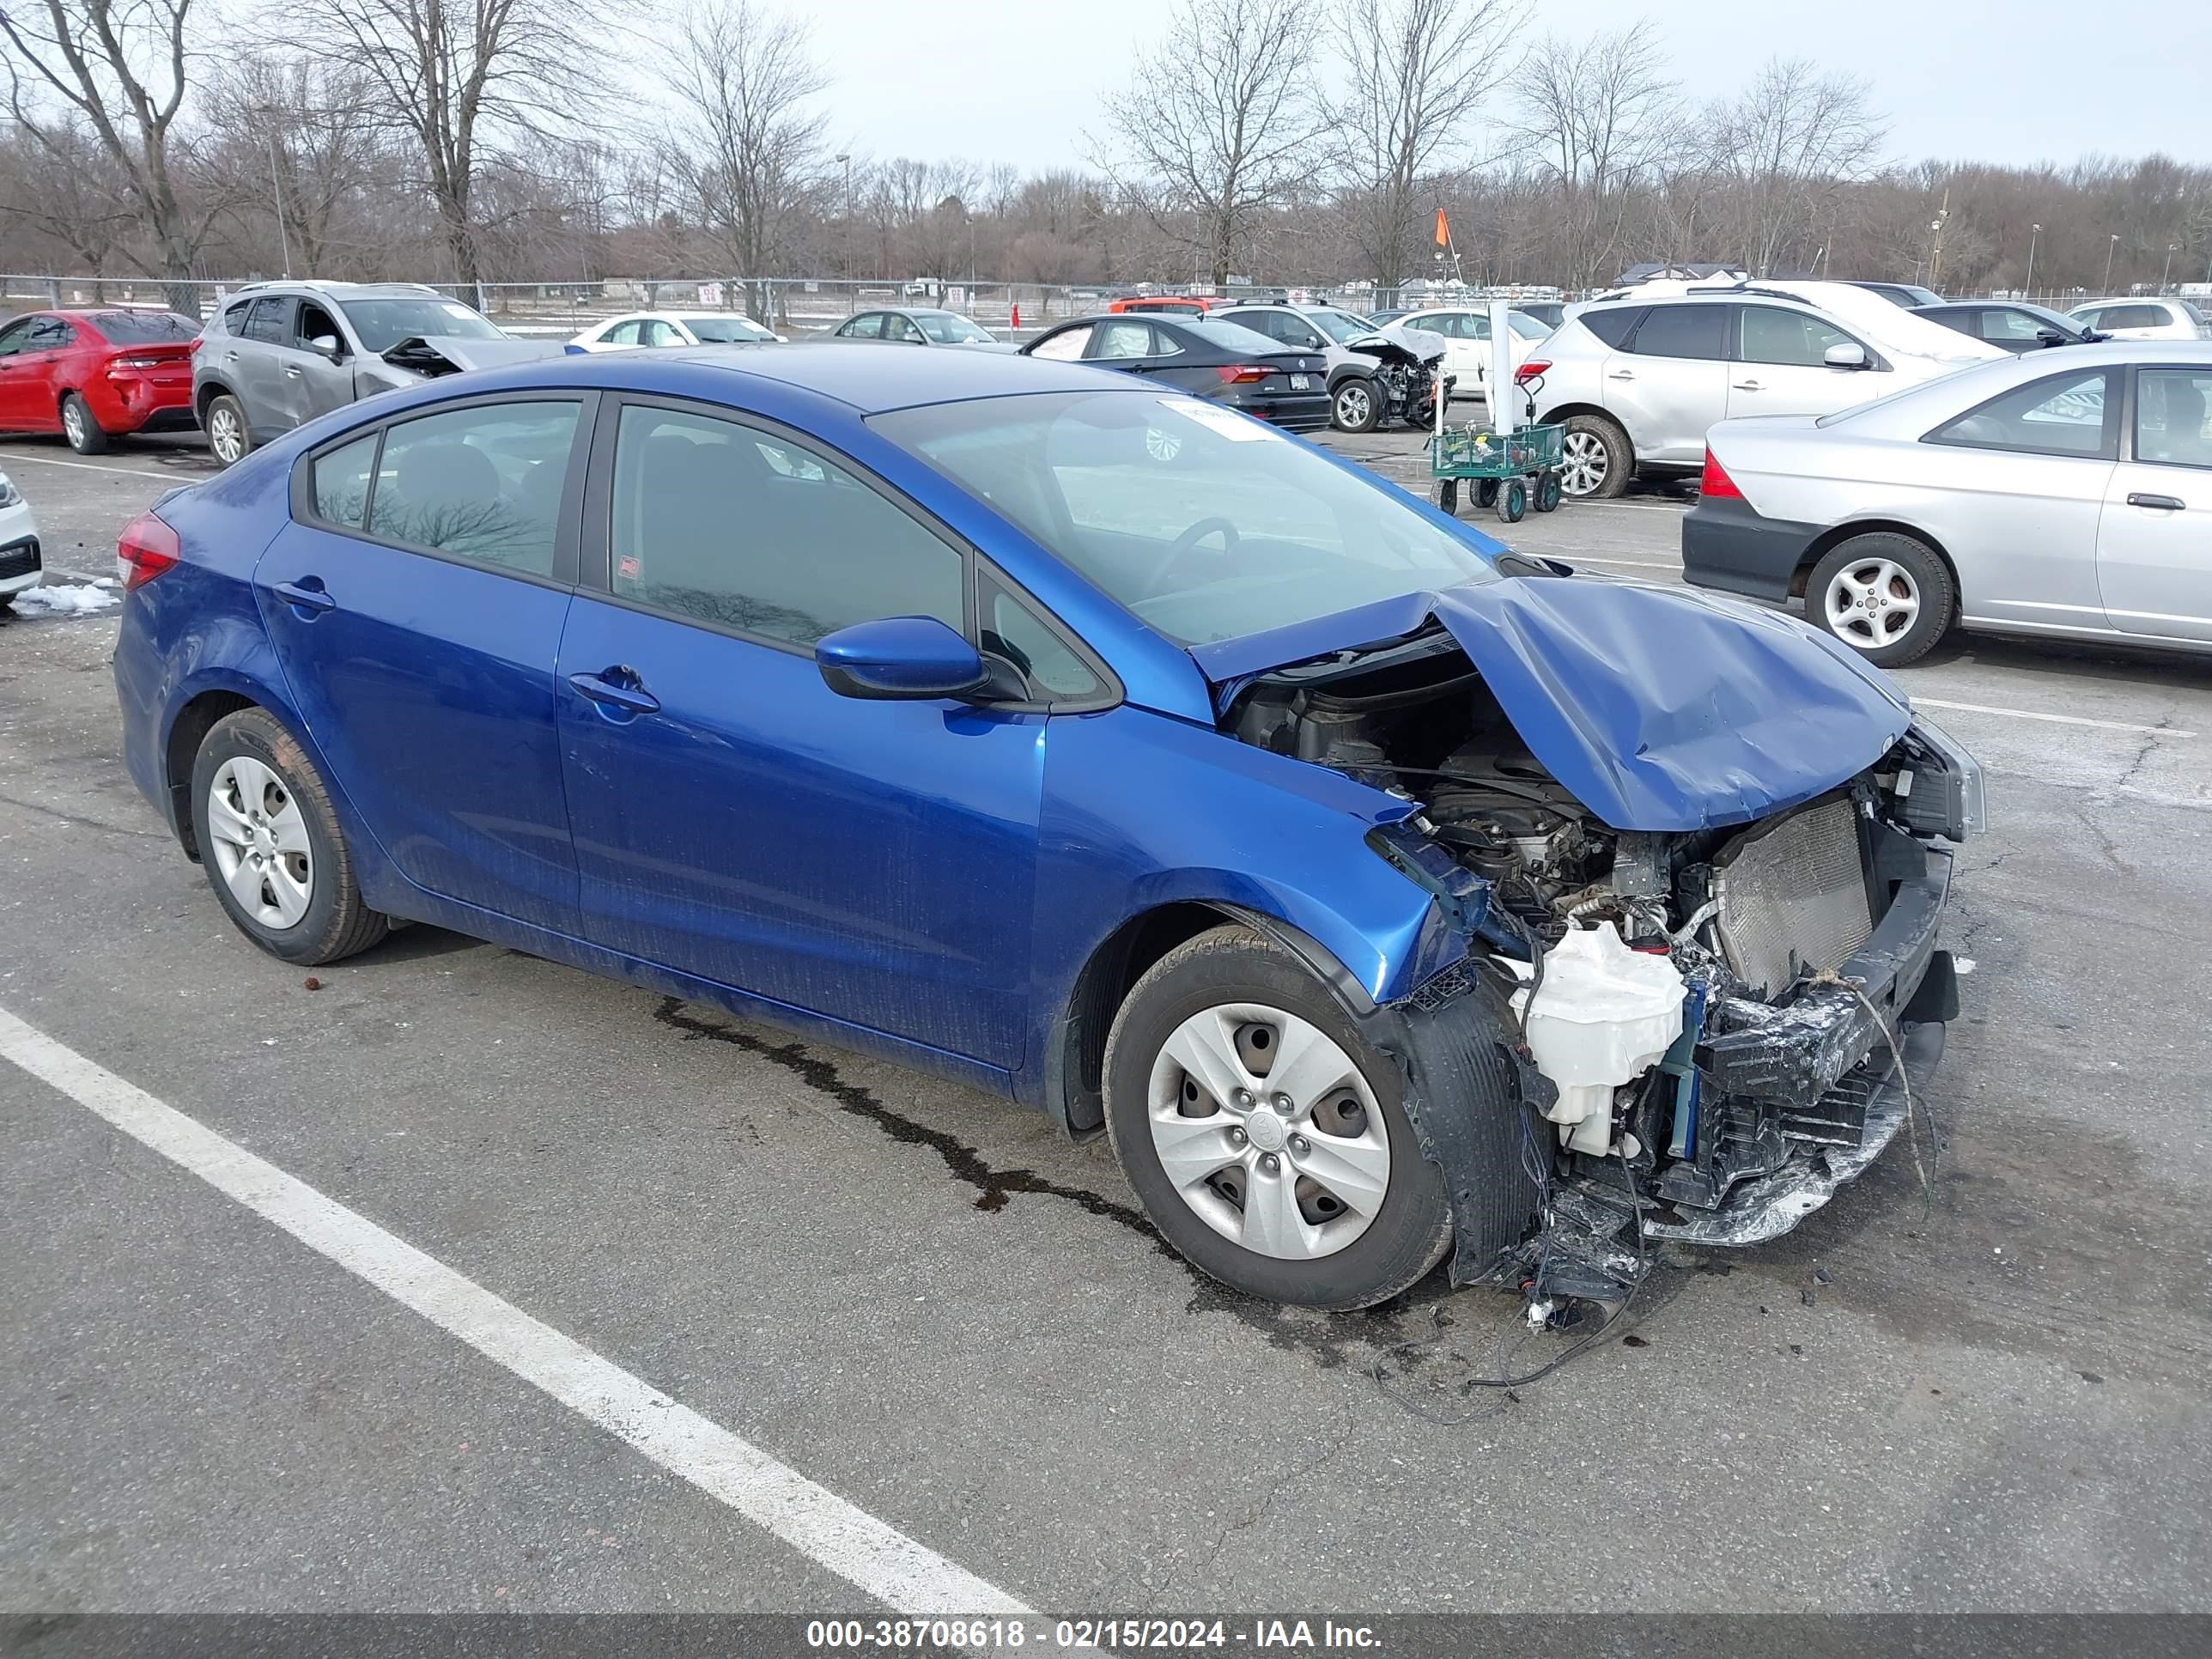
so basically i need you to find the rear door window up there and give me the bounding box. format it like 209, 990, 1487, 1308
1630, 304, 1728, 360
243, 297, 294, 344
1924, 368, 2118, 459
1091, 319, 1156, 360
365, 400, 582, 575
2134, 368, 2212, 468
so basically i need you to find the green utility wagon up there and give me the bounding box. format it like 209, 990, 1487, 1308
1430, 421, 1565, 524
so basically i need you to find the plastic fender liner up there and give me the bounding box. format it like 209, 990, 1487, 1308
1359, 967, 1548, 1288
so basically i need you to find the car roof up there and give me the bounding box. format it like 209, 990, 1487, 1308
635, 339, 1115, 411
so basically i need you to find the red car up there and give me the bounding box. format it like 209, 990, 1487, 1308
0, 307, 201, 453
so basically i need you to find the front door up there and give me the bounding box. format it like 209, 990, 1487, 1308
0, 315, 53, 428
289, 299, 358, 422
253, 394, 592, 930
1726, 303, 1887, 423
556, 399, 1043, 1067
2100, 364, 2212, 641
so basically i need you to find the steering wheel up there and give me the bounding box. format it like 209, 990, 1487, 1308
1143, 516, 1242, 592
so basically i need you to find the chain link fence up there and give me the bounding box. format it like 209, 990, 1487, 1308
3, 274, 1127, 339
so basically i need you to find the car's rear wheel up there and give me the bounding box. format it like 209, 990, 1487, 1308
60, 392, 110, 455
1103, 926, 1453, 1310
1559, 413, 1630, 499
1807, 532, 1954, 668
1332, 377, 1381, 434
189, 708, 388, 964
204, 393, 251, 465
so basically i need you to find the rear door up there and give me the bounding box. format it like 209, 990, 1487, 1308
2099, 364, 2212, 641
555, 397, 1046, 1066
1607, 303, 1730, 462
254, 392, 592, 931
1727, 303, 1886, 422
234, 296, 301, 434
1920, 364, 2120, 635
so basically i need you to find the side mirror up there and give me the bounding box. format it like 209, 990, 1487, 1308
310, 334, 345, 362
815, 617, 987, 702
2035, 328, 2066, 347
1824, 341, 1870, 370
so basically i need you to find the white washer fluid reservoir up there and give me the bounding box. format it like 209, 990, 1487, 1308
1517, 921, 1686, 1157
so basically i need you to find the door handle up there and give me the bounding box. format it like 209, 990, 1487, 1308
283, 366, 303, 379
272, 578, 335, 614
1733, 380, 1763, 391
568, 671, 660, 716
1607, 370, 1635, 381
2127, 491, 2185, 511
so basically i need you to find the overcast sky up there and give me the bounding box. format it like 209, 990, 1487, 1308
821, 0, 2212, 173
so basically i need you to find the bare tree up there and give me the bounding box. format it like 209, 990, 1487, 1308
1329, 0, 1518, 292
666, 0, 829, 319
1096, 0, 1324, 286
0, 116, 136, 275
203, 53, 385, 276
293, 0, 614, 289
1717, 57, 1886, 277
0, 0, 217, 289
1510, 21, 1677, 288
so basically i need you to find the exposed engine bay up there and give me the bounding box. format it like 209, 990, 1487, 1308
1226, 623, 1978, 1305
1348, 325, 1451, 428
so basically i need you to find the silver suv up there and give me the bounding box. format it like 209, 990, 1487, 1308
192, 281, 557, 464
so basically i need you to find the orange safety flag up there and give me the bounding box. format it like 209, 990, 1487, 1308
1434, 209, 1451, 248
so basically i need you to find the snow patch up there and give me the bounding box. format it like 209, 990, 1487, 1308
10, 581, 119, 617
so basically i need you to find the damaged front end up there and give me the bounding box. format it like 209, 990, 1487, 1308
1219, 599, 1982, 1307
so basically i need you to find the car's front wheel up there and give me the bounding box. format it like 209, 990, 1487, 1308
1331, 376, 1381, 434
204, 393, 252, 465
60, 392, 110, 455
1103, 927, 1453, 1310
1559, 412, 1630, 498
1806, 532, 1954, 667
189, 708, 389, 964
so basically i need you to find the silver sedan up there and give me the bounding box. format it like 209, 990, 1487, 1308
1680, 340, 2212, 665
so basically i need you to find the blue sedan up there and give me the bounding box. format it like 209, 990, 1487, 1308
113, 343, 1978, 1311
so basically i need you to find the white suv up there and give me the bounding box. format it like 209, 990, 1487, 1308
2066, 297, 2211, 342
1518, 283, 2002, 498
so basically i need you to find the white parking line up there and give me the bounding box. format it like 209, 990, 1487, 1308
1910, 697, 2197, 738
0, 1006, 1031, 1620
0, 451, 190, 484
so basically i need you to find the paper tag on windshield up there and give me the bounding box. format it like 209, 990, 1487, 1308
1157, 397, 1280, 441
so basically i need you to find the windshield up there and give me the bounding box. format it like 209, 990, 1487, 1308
339, 297, 506, 352
1306, 309, 1372, 343
874, 390, 1499, 646
94, 310, 198, 343
2181, 299, 2210, 327
1507, 313, 1552, 338
687, 315, 772, 343
915, 312, 995, 343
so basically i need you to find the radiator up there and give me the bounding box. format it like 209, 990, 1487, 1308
1711, 798, 1873, 998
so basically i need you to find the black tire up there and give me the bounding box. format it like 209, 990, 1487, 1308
1103, 926, 1454, 1310
1497, 478, 1528, 524
1331, 375, 1382, 434
189, 708, 389, 965
60, 392, 110, 455
204, 392, 252, 465
1804, 532, 1955, 668
1476, 478, 1500, 508
1560, 412, 1631, 499
1435, 478, 1459, 516
1536, 470, 1563, 513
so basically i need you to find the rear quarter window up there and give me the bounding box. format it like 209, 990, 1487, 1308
1577, 307, 1644, 349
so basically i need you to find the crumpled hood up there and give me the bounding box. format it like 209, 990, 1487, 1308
379, 335, 568, 378
1198, 577, 1912, 832
1349, 322, 1449, 366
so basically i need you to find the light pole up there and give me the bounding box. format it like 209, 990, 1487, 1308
833, 153, 852, 289
2162, 242, 2179, 292
249, 103, 293, 278
2025, 223, 2039, 297
2103, 233, 2118, 293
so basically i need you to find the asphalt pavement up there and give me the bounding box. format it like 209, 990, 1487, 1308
3, 425, 2210, 1622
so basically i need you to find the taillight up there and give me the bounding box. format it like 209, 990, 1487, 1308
1699, 448, 1743, 501
1215, 364, 1272, 385
117, 510, 180, 590
110, 356, 165, 370
1513, 358, 1549, 384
